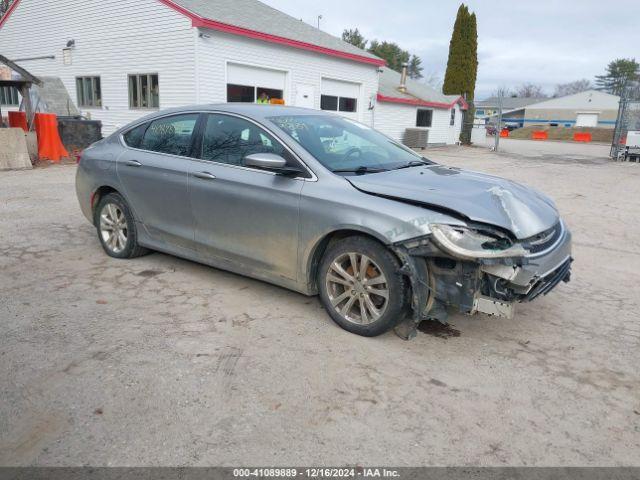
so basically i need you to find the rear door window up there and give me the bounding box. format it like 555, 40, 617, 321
140, 114, 199, 157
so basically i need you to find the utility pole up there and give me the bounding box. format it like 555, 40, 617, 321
317, 15, 322, 29
494, 93, 503, 152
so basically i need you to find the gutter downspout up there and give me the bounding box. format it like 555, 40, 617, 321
372, 67, 382, 128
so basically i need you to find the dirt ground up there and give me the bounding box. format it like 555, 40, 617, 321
1, 144, 639, 467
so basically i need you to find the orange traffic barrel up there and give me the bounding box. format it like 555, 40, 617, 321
8, 111, 28, 132
532, 131, 548, 140
34, 113, 69, 162
573, 132, 592, 142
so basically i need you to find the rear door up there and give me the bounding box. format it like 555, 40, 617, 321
188, 113, 305, 280
117, 113, 199, 249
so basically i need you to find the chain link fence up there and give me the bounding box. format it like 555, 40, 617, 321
611, 81, 640, 160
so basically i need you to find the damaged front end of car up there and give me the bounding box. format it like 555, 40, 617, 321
390, 220, 573, 340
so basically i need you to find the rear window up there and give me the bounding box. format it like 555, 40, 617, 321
123, 123, 147, 148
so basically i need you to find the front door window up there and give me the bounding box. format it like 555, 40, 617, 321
200, 114, 287, 166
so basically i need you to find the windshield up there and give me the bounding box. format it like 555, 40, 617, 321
269, 115, 432, 174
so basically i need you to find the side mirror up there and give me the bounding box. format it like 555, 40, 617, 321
243, 153, 303, 177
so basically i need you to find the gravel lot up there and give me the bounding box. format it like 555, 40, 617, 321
1, 144, 639, 467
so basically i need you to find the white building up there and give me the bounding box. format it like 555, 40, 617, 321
478, 90, 620, 129
0, 0, 465, 144
375, 67, 466, 145
522, 90, 620, 128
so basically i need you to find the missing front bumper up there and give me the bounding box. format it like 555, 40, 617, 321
473, 295, 515, 319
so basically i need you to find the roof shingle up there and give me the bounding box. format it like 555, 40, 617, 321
168, 0, 384, 64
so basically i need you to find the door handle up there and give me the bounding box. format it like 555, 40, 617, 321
123, 160, 142, 167
194, 171, 217, 180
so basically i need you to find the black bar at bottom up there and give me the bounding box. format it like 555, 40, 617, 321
1, 467, 639, 480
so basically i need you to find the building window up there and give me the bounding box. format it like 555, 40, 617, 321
339, 97, 357, 112
475, 109, 485, 116
321, 94, 357, 113
321, 95, 338, 111
128, 74, 159, 109
416, 109, 433, 127
76, 76, 102, 107
0, 86, 19, 105
450, 109, 456, 126
226, 84, 283, 103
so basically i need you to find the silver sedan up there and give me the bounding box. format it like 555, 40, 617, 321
76, 104, 572, 339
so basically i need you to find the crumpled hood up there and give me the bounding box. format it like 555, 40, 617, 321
347, 165, 559, 239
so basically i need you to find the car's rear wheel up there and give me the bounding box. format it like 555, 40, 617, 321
318, 236, 408, 336
95, 192, 148, 259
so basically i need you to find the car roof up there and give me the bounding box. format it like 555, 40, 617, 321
113, 104, 343, 137
133, 104, 322, 123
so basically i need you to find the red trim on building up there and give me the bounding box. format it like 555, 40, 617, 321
3, 0, 383, 66
377, 93, 468, 110
158, 0, 385, 67
0, 0, 22, 28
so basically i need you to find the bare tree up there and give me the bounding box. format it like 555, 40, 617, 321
421, 71, 443, 91
553, 79, 593, 97
516, 83, 547, 98
491, 85, 514, 98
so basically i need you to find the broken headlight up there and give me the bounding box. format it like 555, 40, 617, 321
430, 224, 527, 260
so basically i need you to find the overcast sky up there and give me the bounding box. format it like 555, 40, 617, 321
261, 0, 638, 99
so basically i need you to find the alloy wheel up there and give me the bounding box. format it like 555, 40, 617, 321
99, 203, 128, 254
325, 252, 389, 325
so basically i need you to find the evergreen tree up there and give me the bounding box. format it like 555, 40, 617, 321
342, 27, 424, 79
595, 58, 639, 96
0, 0, 15, 18
368, 40, 410, 73
443, 4, 478, 144
408, 55, 423, 80
341, 28, 367, 50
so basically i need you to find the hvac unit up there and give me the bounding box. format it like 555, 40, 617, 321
402, 128, 429, 149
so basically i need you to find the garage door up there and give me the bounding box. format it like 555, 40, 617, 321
321, 78, 361, 119
575, 113, 598, 127
226, 63, 286, 103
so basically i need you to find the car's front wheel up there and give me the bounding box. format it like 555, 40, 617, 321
318, 236, 408, 336
94, 192, 148, 259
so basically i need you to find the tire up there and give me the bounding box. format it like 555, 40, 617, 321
94, 192, 148, 259
318, 236, 409, 337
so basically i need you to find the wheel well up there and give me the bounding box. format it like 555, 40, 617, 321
91, 186, 118, 222
307, 229, 389, 293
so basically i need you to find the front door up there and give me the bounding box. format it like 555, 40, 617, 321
116, 113, 199, 249
189, 113, 304, 280
295, 84, 315, 109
